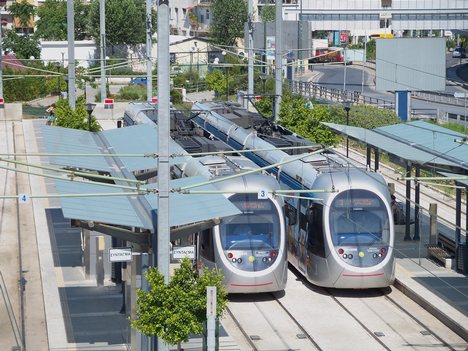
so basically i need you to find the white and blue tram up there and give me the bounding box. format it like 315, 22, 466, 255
123, 103, 288, 293
190, 101, 395, 289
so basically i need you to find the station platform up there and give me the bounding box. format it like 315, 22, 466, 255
0, 118, 467, 351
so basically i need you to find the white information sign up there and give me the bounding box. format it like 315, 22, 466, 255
109, 247, 133, 262
454, 92, 468, 98
172, 245, 196, 260
18, 194, 29, 204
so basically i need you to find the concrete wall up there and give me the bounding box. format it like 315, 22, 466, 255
0, 103, 23, 121
93, 102, 129, 121
40, 40, 97, 68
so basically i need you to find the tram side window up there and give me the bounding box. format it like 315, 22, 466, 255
285, 203, 297, 225
199, 229, 214, 262
307, 204, 326, 258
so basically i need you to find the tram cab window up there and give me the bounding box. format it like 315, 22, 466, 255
199, 229, 214, 262
306, 204, 326, 257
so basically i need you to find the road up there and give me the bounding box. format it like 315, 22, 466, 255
310, 53, 468, 122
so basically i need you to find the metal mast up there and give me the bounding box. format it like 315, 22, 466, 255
100, 0, 106, 102
274, 0, 282, 120
67, 0, 76, 110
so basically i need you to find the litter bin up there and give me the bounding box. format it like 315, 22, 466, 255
457, 243, 468, 274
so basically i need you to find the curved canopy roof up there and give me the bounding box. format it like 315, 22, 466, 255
323, 120, 468, 173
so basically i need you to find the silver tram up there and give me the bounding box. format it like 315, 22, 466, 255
190, 101, 395, 289
123, 103, 288, 293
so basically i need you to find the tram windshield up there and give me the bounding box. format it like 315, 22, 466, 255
219, 194, 281, 251
329, 189, 390, 246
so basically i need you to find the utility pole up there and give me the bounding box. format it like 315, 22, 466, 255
247, 0, 253, 107
274, 0, 282, 121
67, 0, 76, 110
157, 1, 170, 351
100, 0, 106, 102
0, 21, 3, 100
146, 0, 153, 101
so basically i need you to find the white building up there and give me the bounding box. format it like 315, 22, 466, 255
272, 0, 468, 38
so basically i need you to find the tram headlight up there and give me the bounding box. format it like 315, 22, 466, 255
380, 248, 386, 254
237, 258, 242, 263
227, 252, 233, 259
338, 248, 344, 255
348, 254, 353, 259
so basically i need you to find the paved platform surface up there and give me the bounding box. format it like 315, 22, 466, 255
0, 114, 467, 350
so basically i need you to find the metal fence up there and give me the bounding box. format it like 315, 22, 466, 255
288, 80, 394, 108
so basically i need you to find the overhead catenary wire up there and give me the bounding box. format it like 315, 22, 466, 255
177, 147, 328, 192
0, 157, 146, 184
0, 163, 142, 192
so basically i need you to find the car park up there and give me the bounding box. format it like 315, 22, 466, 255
129, 77, 147, 86
452, 47, 466, 58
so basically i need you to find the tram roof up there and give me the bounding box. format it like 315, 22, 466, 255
42, 125, 241, 230
323, 120, 468, 172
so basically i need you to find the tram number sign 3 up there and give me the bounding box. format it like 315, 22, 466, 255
258, 189, 268, 199
109, 247, 133, 262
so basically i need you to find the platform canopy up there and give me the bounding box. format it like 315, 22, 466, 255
42, 124, 187, 173
42, 125, 241, 231
323, 120, 468, 173
54, 176, 241, 230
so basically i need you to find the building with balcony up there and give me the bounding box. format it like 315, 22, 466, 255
273, 0, 468, 39
169, 0, 212, 37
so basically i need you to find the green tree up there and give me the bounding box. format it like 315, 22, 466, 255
210, 0, 247, 47
2, 30, 40, 59
88, 0, 156, 47
54, 98, 101, 131
9, 0, 35, 33
329, 104, 399, 129
205, 69, 226, 97
278, 94, 340, 146
366, 39, 376, 60
35, 0, 90, 41
132, 258, 228, 347
260, 4, 275, 22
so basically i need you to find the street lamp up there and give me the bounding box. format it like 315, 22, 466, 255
86, 103, 96, 131
343, 100, 352, 158
260, 73, 267, 94
222, 51, 228, 100
55, 61, 61, 98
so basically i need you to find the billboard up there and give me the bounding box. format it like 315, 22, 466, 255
376, 38, 445, 92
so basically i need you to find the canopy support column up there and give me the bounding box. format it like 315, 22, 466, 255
404, 162, 412, 241
413, 165, 420, 240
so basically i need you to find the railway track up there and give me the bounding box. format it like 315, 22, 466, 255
226, 292, 321, 351
225, 267, 467, 350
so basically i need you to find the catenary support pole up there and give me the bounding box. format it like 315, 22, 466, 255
0, 21, 3, 99
100, 0, 106, 102
247, 0, 254, 108
274, 0, 282, 121
146, 0, 153, 101
140, 253, 150, 351
67, 0, 76, 110
404, 162, 412, 241
157, 0, 170, 350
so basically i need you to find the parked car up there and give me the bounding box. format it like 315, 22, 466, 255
129, 77, 147, 86
452, 47, 466, 58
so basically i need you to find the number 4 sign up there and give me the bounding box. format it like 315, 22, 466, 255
18, 194, 29, 204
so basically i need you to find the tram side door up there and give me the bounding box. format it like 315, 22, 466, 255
298, 199, 309, 273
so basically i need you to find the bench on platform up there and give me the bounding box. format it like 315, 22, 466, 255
427, 233, 456, 268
